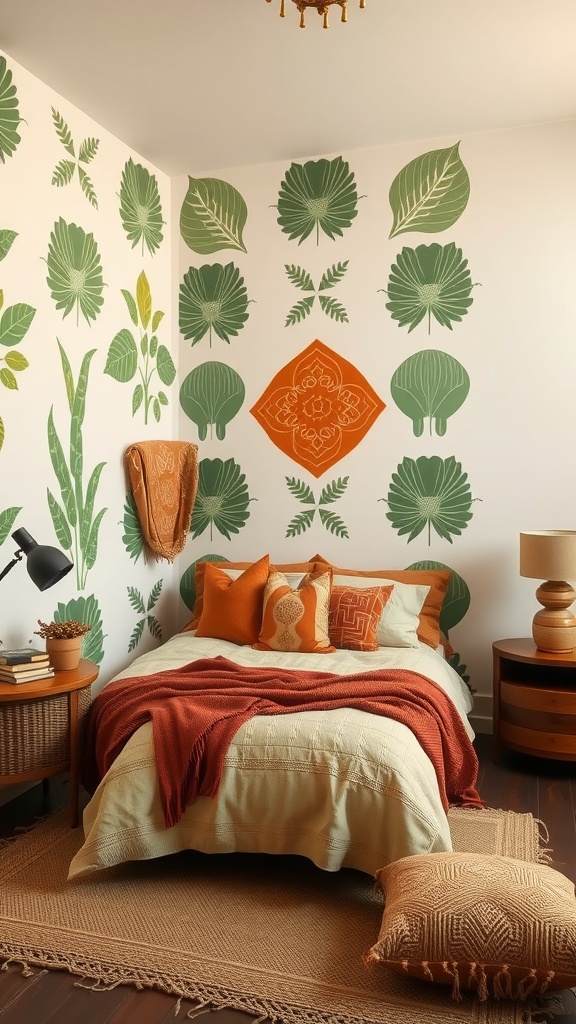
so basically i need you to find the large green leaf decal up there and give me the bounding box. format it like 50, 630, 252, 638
180, 176, 247, 255
384, 455, 474, 545
0, 57, 22, 163
179, 263, 249, 346
0, 230, 17, 263
53, 594, 105, 665
384, 243, 475, 332
179, 553, 227, 613
180, 362, 245, 441
390, 350, 470, 437
190, 458, 252, 541
406, 558, 471, 635
277, 156, 359, 245
0, 303, 36, 347
122, 491, 145, 563
46, 218, 105, 325
119, 158, 164, 256
389, 143, 470, 239
0, 505, 21, 545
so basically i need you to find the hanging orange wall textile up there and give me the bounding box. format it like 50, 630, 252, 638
250, 339, 385, 478
124, 441, 199, 562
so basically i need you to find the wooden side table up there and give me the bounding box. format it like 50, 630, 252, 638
0, 658, 99, 826
492, 638, 576, 762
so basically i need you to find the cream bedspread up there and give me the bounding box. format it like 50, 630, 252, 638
69, 634, 474, 879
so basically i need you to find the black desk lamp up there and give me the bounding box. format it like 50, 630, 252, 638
0, 528, 73, 591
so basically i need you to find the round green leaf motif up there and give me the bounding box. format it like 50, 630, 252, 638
119, 158, 164, 256
46, 218, 104, 324
180, 362, 245, 441
190, 458, 252, 542
385, 243, 475, 333
277, 156, 359, 245
390, 350, 470, 437
406, 559, 471, 636
179, 263, 249, 347
385, 455, 474, 545
179, 553, 227, 613
389, 143, 470, 239
0, 57, 22, 163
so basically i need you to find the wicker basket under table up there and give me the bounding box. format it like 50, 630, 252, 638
0, 659, 99, 826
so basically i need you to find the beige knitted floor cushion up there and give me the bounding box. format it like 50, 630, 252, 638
0, 808, 551, 1024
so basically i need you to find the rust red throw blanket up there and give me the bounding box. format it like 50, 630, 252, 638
83, 656, 482, 828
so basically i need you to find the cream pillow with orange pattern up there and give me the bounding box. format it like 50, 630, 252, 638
254, 568, 335, 653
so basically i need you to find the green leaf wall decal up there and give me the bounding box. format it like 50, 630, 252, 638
389, 143, 470, 239
119, 158, 164, 256
46, 218, 105, 325
0, 230, 18, 263
180, 361, 245, 441
180, 176, 248, 254
179, 553, 226, 612
285, 476, 350, 538
406, 558, 471, 635
122, 492, 144, 563
384, 455, 474, 545
53, 594, 105, 665
384, 243, 475, 332
277, 157, 359, 245
51, 109, 100, 208
190, 458, 252, 541
0, 57, 22, 163
179, 263, 249, 346
0, 303, 36, 347
390, 350, 470, 437
0, 506, 21, 545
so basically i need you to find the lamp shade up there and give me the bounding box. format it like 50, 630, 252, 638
11, 527, 73, 591
519, 531, 576, 581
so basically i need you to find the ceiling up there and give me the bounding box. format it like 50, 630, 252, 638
1, 0, 575, 177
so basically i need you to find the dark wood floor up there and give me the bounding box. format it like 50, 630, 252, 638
1, 734, 575, 1024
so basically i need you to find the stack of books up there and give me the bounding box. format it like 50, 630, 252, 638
0, 647, 54, 684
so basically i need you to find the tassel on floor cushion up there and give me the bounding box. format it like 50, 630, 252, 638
125, 440, 198, 562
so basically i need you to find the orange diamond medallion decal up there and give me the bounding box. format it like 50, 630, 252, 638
250, 339, 385, 478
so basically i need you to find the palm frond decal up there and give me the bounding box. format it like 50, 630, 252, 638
119, 158, 164, 256
179, 263, 250, 346
383, 243, 475, 333
190, 458, 252, 541
383, 455, 474, 545
46, 218, 105, 325
121, 492, 145, 563
389, 143, 470, 239
0, 57, 22, 163
180, 176, 248, 255
53, 594, 105, 665
277, 157, 359, 245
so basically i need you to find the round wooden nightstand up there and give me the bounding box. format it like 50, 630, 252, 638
492, 639, 576, 763
0, 658, 99, 826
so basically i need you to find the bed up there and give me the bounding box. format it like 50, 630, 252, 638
68, 558, 476, 880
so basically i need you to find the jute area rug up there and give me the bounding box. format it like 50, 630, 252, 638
0, 807, 549, 1024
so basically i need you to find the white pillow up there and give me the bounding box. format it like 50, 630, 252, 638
332, 575, 430, 648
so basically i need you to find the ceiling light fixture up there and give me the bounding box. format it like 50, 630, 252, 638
266, 0, 365, 30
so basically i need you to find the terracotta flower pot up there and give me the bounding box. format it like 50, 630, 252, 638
46, 636, 83, 671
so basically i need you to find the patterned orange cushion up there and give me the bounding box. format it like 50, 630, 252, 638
254, 568, 335, 653
195, 555, 270, 646
329, 585, 394, 652
183, 560, 318, 631
310, 554, 450, 650
365, 851, 576, 1001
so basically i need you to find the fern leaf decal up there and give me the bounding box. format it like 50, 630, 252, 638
285, 265, 315, 291
50, 110, 99, 207
286, 477, 315, 504
318, 509, 349, 538
147, 578, 163, 611
318, 295, 349, 323
318, 261, 349, 290
52, 108, 75, 156
285, 296, 315, 327
286, 509, 316, 537
78, 166, 98, 209
78, 138, 99, 164
52, 159, 76, 187
128, 620, 145, 653
127, 586, 146, 614
319, 477, 349, 504
147, 616, 163, 641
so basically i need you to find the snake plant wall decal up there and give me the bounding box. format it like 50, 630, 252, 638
389, 143, 470, 239
51, 108, 100, 208
0, 57, 22, 163
277, 156, 359, 245
180, 176, 248, 255
46, 218, 105, 325
179, 263, 250, 347
119, 158, 164, 256
382, 243, 476, 333
382, 455, 475, 545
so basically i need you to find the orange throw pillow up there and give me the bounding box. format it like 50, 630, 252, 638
329, 585, 394, 652
195, 555, 270, 646
310, 555, 450, 650
184, 560, 318, 631
255, 568, 335, 653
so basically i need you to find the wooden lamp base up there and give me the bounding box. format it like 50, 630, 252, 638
532, 581, 576, 653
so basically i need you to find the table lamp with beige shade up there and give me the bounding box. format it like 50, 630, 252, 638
519, 530, 576, 653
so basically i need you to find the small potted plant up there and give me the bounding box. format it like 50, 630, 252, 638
34, 619, 92, 671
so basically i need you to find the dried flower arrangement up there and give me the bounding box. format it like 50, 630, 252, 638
34, 619, 92, 640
